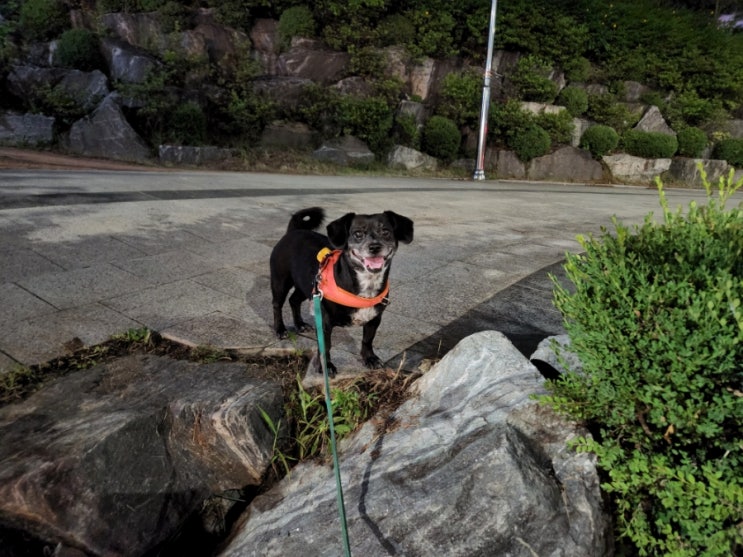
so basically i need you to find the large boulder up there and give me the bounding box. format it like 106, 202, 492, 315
259, 121, 314, 150
250, 18, 280, 74
64, 93, 152, 163
634, 105, 676, 136
0, 111, 55, 145
100, 37, 159, 84
528, 146, 605, 183
158, 144, 236, 165
603, 153, 672, 184
251, 76, 314, 111
486, 147, 527, 179
387, 144, 437, 171
312, 135, 375, 166
0, 354, 283, 556
220, 331, 611, 556
665, 157, 735, 187
6, 66, 109, 114
278, 38, 350, 85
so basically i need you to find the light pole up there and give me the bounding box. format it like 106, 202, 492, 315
473, 0, 498, 181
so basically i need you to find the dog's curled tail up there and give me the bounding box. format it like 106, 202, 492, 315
287, 207, 325, 232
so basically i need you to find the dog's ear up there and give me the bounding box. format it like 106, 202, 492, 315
384, 211, 414, 244
326, 213, 356, 247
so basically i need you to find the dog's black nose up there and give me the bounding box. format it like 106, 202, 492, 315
369, 243, 382, 254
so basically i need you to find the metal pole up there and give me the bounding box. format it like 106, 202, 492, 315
473, 0, 498, 181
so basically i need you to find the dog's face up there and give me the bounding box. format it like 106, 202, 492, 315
327, 211, 414, 274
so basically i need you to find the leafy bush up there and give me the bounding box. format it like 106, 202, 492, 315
556, 86, 588, 117
376, 13, 415, 48
436, 69, 482, 128
488, 99, 534, 145
55, 28, 104, 71
278, 5, 315, 50
542, 169, 743, 556
165, 101, 207, 145
510, 54, 558, 103
713, 138, 743, 167
587, 93, 638, 133
622, 130, 678, 158
676, 126, 708, 158
535, 109, 574, 145
347, 46, 386, 78
421, 115, 460, 162
338, 96, 394, 155
393, 113, 420, 150
406, 7, 456, 59
509, 124, 551, 161
563, 56, 591, 82
19, 0, 67, 41
580, 124, 619, 158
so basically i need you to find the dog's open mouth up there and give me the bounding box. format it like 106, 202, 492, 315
363, 256, 386, 271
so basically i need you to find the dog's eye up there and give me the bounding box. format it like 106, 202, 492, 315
352, 230, 364, 241
380, 229, 392, 239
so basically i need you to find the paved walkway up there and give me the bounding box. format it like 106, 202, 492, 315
0, 169, 713, 376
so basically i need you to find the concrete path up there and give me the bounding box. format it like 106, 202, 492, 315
0, 169, 714, 376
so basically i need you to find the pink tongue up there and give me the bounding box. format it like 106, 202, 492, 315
364, 256, 385, 269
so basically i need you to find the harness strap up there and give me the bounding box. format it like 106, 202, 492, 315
315, 248, 389, 308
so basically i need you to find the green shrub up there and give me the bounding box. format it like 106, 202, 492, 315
713, 138, 743, 167
509, 124, 551, 161
376, 13, 415, 48
55, 28, 104, 71
19, 0, 68, 41
165, 101, 207, 145
580, 124, 619, 158
542, 168, 743, 556
338, 96, 394, 156
347, 46, 386, 78
488, 99, 534, 145
556, 86, 588, 117
563, 56, 591, 82
436, 69, 482, 128
510, 54, 558, 103
393, 113, 420, 150
535, 109, 574, 145
421, 115, 460, 162
622, 129, 678, 158
676, 126, 708, 158
278, 5, 315, 50
587, 93, 638, 133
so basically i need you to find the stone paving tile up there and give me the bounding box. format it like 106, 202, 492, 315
0, 282, 57, 323
113, 249, 217, 285
29, 235, 148, 270
0, 247, 63, 283
192, 267, 260, 300
188, 237, 273, 268
17, 263, 150, 309
161, 310, 276, 351
104, 279, 243, 331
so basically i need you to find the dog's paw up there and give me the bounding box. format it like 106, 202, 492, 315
275, 328, 289, 340
363, 355, 383, 369
295, 322, 313, 333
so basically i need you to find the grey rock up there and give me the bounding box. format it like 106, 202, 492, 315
6, 66, 109, 114
252, 76, 314, 111
65, 93, 151, 163
665, 157, 733, 187
529, 146, 605, 183
0, 111, 55, 145
312, 136, 375, 166
158, 144, 236, 165
724, 119, 743, 139
278, 38, 350, 85
220, 331, 610, 557
634, 105, 676, 136
250, 18, 280, 74
99, 12, 168, 52
572, 117, 594, 148
487, 147, 527, 179
603, 153, 672, 184
57, 69, 110, 112
101, 37, 159, 84
0, 354, 283, 556
259, 121, 314, 150
6, 65, 66, 101
397, 100, 427, 127
520, 101, 567, 115
531, 334, 582, 377
386, 144, 437, 171
622, 80, 652, 102
333, 76, 375, 97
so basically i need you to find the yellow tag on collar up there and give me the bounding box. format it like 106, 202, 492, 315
316, 247, 332, 262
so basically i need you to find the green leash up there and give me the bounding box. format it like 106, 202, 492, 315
313, 292, 352, 557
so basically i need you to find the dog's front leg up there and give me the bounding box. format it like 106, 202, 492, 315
360, 314, 383, 369
312, 317, 337, 376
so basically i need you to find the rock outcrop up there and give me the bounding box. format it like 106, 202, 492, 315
220, 331, 611, 556
0, 354, 283, 556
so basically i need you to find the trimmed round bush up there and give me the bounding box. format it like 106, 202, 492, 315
509, 124, 551, 162
278, 6, 316, 50
422, 115, 460, 162
167, 102, 207, 145
713, 138, 743, 167
556, 86, 588, 117
622, 130, 678, 158
56, 28, 104, 71
580, 125, 619, 158
676, 126, 708, 158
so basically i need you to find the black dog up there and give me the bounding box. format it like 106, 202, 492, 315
270, 207, 414, 375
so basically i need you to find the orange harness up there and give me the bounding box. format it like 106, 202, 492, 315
315, 248, 389, 308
